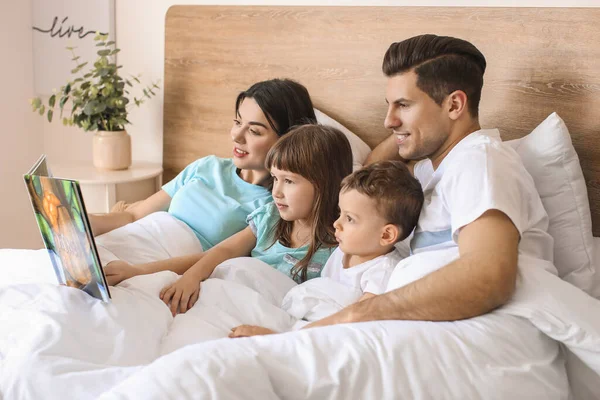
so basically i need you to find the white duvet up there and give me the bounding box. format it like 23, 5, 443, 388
1, 214, 600, 399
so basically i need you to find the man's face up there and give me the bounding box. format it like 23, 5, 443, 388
384, 71, 451, 161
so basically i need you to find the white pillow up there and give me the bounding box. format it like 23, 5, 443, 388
314, 108, 371, 171
499, 262, 600, 390
505, 112, 596, 294
592, 237, 600, 299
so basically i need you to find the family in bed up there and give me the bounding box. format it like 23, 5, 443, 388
89, 34, 553, 338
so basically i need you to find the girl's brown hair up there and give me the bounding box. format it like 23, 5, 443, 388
265, 124, 353, 282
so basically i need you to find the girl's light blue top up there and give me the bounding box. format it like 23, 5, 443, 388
247, 202, 334, 282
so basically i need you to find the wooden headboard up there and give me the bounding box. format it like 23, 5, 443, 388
164, 6, 600, 235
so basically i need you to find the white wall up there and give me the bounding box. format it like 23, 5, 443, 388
0, 0, 44, 249
3, 0, 599, 248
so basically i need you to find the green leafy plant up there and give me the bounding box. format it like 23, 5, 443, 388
30, 33, 159, 132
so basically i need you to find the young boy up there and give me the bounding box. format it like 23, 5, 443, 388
324, 160, 424, 302
229, 160, 424, 337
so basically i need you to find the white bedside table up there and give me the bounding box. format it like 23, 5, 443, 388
52, 161, 163, 214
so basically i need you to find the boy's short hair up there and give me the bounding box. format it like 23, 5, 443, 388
341, 160, 424, 241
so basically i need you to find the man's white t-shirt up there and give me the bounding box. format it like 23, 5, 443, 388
320, 247, 403, 295
410, 128, 556, 274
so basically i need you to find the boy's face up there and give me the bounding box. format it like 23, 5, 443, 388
334, 189, 395, 259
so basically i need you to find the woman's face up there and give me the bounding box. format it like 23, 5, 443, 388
230, 98, 280, 172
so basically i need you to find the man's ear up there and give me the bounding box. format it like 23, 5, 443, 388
380, 224, 401, 247
446, 90, 468, 121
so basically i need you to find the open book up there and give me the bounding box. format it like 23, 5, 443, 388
23, 155, 111, 302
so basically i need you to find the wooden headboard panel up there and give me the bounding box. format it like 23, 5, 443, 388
164, 6, 600, 235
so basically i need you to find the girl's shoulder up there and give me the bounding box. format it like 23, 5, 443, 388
247, 202, 279, 236
303, 245, 336, 281
248, 201, 277, 219
314, 245, 337, 263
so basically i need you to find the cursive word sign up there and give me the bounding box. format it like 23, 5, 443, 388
33, 16, 107, 39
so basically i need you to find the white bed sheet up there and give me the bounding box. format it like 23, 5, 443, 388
0, 233, 599, 399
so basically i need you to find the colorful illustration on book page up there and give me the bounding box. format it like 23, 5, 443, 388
24, 175, 106, 299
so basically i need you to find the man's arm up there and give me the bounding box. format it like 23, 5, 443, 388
358, 292, 376, 302
304, 209, 519, 328
364, 134, 418, 175
364, 134, 402, 165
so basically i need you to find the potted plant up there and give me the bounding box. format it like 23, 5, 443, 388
30, 33, 159, 170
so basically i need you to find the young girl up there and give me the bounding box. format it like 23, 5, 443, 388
160, 124, 353, 316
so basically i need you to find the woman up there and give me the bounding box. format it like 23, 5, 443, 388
90, 79, 317, 280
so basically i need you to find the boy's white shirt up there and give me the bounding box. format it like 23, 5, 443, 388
320, 247, 403, 295
282, 247, 403, 328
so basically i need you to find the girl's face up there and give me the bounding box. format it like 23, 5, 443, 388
231, 98, 280, 172
270, 166, 316, 224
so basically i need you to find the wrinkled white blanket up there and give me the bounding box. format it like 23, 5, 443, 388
1, 212, 600, 400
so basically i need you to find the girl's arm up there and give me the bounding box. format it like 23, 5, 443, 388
103, 253, 205, 286
184, 226, 257, 281
89, 190, 172, 236
160, 226, 257, 315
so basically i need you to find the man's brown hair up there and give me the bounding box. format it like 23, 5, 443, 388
341, 160, 423, 241
382, 34, 486, 118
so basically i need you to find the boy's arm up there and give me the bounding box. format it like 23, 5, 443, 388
229, 325, 277, 338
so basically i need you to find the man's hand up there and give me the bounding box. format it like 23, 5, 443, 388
160, 274, 202, 316
104, 261, 141, 286
229, 325, 277, 338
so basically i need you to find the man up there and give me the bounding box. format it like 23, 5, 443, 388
305, 34, 554, 327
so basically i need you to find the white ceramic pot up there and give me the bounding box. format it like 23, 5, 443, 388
92, 130, 132, 170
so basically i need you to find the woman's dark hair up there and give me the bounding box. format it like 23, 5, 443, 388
382, 34, 486, 118
265, 124, 353, 283
235, 79, 317, 137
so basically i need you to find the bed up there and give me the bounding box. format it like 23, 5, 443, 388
2, 6, 600, 400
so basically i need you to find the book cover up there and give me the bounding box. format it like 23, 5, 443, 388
24, 155, 111, 302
